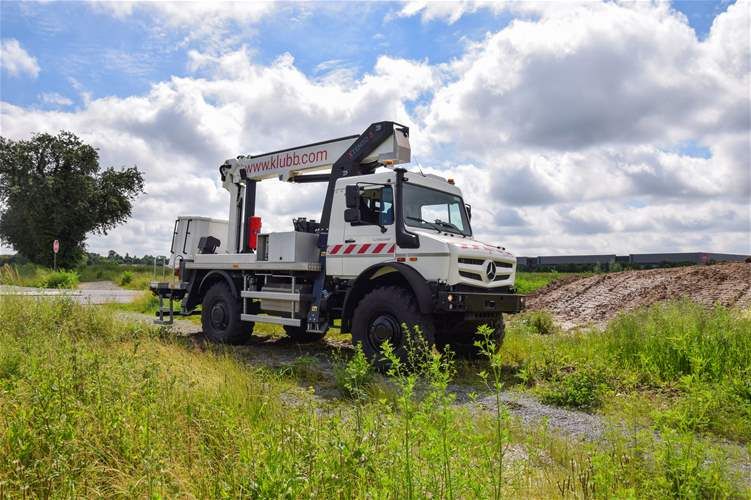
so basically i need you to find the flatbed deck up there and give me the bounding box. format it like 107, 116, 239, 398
186, 253, 321, 272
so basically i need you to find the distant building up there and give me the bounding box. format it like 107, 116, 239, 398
517, 252, 749, 271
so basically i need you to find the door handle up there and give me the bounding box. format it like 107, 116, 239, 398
345, 239, 356, 243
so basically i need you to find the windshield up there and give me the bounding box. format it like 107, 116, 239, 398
402, 182, 472, 236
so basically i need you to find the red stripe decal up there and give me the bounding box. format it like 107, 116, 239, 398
372, 243, 386, 254
343, 244, 357, 254
357, 244, 371, 254
387, 244, 395, 253
330, 244, 342, 255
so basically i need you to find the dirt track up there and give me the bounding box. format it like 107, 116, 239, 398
527, 262, 751, 329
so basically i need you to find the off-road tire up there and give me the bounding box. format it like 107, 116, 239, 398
351, 286, 435, 370
436, 318, 505, 360
283, 325, 326, 343
201, 281, 247, 344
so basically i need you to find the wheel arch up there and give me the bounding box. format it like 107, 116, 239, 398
341, 262, 433, 332
186, 270, 240, 310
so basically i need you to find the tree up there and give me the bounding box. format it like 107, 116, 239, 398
0, 131, 144, 267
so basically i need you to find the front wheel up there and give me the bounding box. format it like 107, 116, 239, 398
351, 286, 435, 370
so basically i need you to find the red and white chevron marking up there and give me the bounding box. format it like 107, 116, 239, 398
327, 243, 395, 255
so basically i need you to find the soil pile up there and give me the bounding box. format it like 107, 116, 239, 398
527, 263, 751, 329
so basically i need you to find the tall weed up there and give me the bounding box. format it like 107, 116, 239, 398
502, 300, 751, 441
603, 301, 751, 384
0, 296, 746, 497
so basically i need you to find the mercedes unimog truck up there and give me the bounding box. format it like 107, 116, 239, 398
151, 121, 524, 365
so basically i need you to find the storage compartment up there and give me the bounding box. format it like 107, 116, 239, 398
267, 232, 319, 263
259, 283, 312, 316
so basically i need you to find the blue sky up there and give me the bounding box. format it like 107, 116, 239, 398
0, 1, 729, 110
1, 1, 748, 257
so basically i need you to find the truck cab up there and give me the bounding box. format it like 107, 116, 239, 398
328, 170, 516, 288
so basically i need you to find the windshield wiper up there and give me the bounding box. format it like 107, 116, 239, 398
406, 216, 441, 233
434, 219, 463, 234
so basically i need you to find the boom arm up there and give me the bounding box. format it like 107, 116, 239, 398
219, 121, 410, 252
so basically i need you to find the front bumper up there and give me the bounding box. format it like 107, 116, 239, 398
435, 290, 525, 314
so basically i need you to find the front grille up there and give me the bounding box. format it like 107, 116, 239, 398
495, 261, 513, 269
458, 257, 484, 266
494, 274, 510, 281
459, 270, 482, 280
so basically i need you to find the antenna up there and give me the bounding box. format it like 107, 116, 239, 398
415, 157, 426, 176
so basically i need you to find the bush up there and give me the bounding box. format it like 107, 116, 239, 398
523, 310, 556, 335
119, 270, 134, 286
540, 364, 608, 410
36, 270, 79, 289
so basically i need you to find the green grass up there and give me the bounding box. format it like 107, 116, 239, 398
1, 296, 747, 497
515, 271, 591, 294
77, 262, 156, 290
0, 264, 79, 289
0, 263, 155, 290
501, 300, 751, 442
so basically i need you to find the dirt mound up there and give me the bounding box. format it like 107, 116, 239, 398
526, 263, 751, 329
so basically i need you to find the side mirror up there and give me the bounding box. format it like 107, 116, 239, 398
466, 204, 472, 220
345, 185, 360, 208
344, 208, 361, 223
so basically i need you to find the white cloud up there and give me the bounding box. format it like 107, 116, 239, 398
39, 92, 73, 107
0, 39, 40, 78
89, 1, 275, 49
92, 1, 273, 25
0, 49, 435, 256
412, 0, 750, 255
397, 1, 502, 24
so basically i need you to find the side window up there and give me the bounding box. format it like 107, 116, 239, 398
354, 186, 393, 226
170, 220, 179, 253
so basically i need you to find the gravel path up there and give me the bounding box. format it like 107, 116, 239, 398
451, 385, 606, 440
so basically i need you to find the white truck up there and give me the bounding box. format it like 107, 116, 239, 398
151, 121, 524, 365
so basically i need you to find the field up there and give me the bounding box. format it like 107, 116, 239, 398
1, 286, 749, 497
0, 262, 156, 291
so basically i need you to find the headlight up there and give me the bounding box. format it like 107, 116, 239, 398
447, 293, 454, 302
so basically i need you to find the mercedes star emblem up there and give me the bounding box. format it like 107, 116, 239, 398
485, 260, 497, 281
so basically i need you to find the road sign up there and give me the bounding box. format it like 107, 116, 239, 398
53, 240, 60, 254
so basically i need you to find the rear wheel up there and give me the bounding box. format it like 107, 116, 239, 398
436, 318, 505, 359
351, 286, 435, 370
201, 281, 247, 344
283, 324, 326, 343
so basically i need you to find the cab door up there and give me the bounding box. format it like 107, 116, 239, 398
341, 185, 395, 277
325, 185, 346, 275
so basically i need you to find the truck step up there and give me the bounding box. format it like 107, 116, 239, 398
241, 314, 301, 327
240, 290, 310, 301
